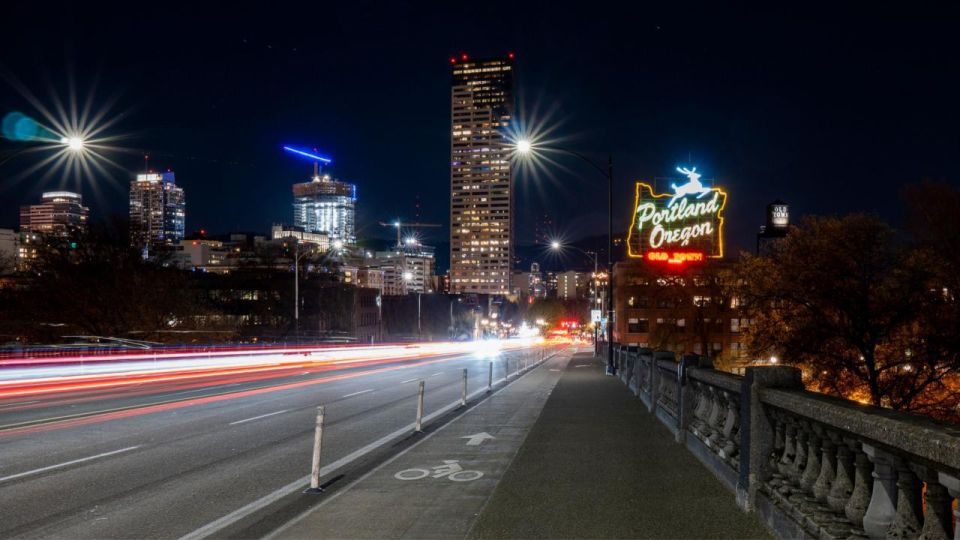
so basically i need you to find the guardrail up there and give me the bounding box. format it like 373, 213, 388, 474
609, 344, 960, 540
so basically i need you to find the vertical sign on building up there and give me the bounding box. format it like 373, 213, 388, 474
449, 54, 515, 295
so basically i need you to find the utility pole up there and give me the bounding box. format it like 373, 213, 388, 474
607, 155, 616, 375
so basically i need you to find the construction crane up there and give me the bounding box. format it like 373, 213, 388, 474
378, 219, 441, 248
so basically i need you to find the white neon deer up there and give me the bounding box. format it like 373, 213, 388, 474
669, 166, 711, 207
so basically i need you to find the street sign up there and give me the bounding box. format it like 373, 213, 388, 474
591, 309, 602, 323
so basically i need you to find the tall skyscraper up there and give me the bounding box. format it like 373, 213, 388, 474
449, 54, 515, 295
292, 173, 356, 245
129, 172, 186, 251
19, 191, 89, 238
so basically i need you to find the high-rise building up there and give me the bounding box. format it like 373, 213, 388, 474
129, 172, 186, 251
449, 54, 515, 295
292, 173, 356, 245
19, 191, 89, 238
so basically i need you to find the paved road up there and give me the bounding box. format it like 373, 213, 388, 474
0, 345, 555, 538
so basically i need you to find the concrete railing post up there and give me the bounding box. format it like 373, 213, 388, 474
305, 405, 325, 493
487, 361, 493, 393
415, 381, 425, 432
736, 366, 803, 511
461, 368, 467, 407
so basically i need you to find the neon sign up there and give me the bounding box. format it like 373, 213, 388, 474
627, 167, 727, 262
645, 251, 705, 265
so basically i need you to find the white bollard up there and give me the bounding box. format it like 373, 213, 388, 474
488, 361, 493, 392
415, 381, 425, 432
461, 368, 467, 406
305, 405, 325, 493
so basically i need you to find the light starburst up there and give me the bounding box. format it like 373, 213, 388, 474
1, 67, 132, 202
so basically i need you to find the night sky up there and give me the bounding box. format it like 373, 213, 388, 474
2, 2, 958, 271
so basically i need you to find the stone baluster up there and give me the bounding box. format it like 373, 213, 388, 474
862, 444, 899, 539
844, 440, 873, 530
935, 472, 958, 540
791, 424, 808, 480
813, 433, 837, 503
702, 385, 716, 437
771, 413, 786, 469
910, 466, 952, 540
690, 382, 709, 436
707, 390, 727, 448
719, 392, 740, 461
800, 425, 823, 495
827, 432, 854, 514
778, 418, 798, 477
886, 457, 922, 539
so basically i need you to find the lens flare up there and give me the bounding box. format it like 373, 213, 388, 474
1, 68, 131, 202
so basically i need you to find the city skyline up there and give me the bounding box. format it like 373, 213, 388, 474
2, 4, 956, 261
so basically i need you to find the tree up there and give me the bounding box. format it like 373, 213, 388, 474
6, 233, 210, 343
731, 214, 960, 420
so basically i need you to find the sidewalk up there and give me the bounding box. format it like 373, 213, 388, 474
468, 351, 771, 539
272, 348, 575, 539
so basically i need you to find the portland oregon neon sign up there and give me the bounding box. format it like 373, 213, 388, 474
627, 167, 727, 264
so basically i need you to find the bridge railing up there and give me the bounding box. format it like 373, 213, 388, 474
610, 344, 960, 540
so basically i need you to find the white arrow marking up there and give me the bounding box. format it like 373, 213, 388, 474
461, 432, 495, 446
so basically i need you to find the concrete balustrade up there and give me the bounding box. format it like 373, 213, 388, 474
609, 344, 960, 540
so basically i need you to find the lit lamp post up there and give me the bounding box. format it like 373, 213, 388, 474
516, 141, 616, 375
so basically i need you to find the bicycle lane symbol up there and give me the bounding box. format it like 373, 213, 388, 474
394, 460, 483, 482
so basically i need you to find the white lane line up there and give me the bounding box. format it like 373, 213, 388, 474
0, 400, 40, 409
0, 446, 140, 484
341, 389, 374, 398
181, 350, 569, 540
400, 378, 420, 384
429, 372, 443, 377
176, 387, 216, 395
228, 410, 289, 426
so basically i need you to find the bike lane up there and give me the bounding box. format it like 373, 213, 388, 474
270, 347, 576, 539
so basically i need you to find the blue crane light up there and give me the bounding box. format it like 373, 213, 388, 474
283, 146, 332, 164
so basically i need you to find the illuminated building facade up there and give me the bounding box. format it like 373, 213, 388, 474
613, 260, 750, 365
129, 172, 186, 251
292, 174, 356, 245
368, 241, 435, 296
271, 224, 330, 251
557, 270, 589, 300
19, 191, 89, 238
614, 168, 751, 367
449, 54, 514, 295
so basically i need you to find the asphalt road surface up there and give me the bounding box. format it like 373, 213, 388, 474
0, 346, 550, 538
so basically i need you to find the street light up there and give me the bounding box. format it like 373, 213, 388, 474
61, 136, 85, 152
515, 139, 616, 376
